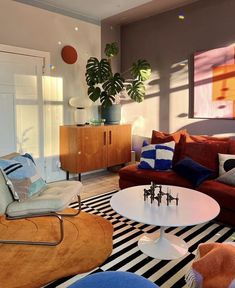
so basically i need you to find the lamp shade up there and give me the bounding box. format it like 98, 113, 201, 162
69, 97, 89, 108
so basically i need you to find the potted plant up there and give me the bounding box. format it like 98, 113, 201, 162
85, 42, 151, 124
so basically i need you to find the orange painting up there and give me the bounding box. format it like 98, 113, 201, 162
194, 45, 235, 118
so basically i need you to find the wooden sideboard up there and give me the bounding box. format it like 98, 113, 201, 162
60, 124, 131, 180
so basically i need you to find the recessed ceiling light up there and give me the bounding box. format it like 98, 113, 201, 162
50, 64, 55, 70
178, 13, 185, 20
75, 27, 78, 31
58, 41, 62, 45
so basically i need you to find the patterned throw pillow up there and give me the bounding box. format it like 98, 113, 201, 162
0, 168, 20, 201
218, 153, 235, 176
151, 130, 187, 165
217, 167, 235, 186
138, 140, 175, 170
0, 154, 46, 201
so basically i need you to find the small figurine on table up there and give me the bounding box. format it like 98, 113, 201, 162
144, 183, 179, 206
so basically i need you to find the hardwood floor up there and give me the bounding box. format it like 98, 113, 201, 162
78, 170, 120, 200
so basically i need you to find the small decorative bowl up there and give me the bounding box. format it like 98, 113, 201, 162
90, 119, 106, 126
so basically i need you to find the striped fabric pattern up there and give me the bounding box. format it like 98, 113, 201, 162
138, 141, 175, 170
0, 155, 46, 201
45, 191, 235, 288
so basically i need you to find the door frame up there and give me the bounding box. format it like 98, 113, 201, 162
0, 43, 50, 75
0, 43, 51, 179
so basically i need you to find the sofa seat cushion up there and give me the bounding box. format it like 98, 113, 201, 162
119, 164, 193, 188
197, 180, 235, 211
7, 181, 82, 217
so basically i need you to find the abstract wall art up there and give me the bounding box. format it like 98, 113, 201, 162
193, 45, 235, 119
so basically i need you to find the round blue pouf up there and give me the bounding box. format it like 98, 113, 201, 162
68, 271, 159, 288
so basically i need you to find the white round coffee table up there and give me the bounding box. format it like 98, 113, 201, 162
110, 185, 220, 260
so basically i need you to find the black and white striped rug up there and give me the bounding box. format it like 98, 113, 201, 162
46, 190, 235, 288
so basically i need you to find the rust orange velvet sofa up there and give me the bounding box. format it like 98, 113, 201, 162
119, 130, 235, 227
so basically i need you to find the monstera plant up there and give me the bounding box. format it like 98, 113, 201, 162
85, 42, 151, 108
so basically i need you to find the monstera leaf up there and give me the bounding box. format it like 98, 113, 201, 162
126, 80, 146, 102
85, 43, 152, 107
88, 85, 102, 102
104, 42, 119, 58
100, 91, 115, 107
102, 73, 124, 96
130, 59, 151, 81
86, 57, 111, 85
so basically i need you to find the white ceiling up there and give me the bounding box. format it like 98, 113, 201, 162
16, 0, 199, 24
36, 0, 152, 19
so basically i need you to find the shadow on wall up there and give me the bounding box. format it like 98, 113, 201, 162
179, 119, 235, 137
132, 118, 235, 161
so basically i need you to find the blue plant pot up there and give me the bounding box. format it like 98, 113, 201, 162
101, 104, 121, 124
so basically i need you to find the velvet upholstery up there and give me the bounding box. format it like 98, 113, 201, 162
228, 140, 235, 154
197, 180, 235, 226
180, 141, 229, 175
197, 180, 235, 211
119, 133, 235, 226
151, 129, 187, 144
119, 164, 193, 188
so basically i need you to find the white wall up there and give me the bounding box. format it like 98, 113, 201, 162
0, 0, 100, 121
0, 0, 101, 181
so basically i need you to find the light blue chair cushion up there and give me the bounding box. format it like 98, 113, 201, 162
69, 271, 159, 288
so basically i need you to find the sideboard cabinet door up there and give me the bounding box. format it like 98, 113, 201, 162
60, 124, 131, 174
107, 124, 131, 167
81, 126, 107, 172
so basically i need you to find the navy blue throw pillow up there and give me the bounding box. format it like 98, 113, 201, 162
174, 157, 213, 187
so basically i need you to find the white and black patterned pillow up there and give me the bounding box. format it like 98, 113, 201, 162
218, 153, 235, 176
217, 167, 235, 186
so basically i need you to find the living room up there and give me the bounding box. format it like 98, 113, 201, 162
0, 0, 234, 287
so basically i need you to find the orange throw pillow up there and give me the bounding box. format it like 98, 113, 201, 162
151, 129, 187, 144
151, 130, 187, 165
184, 134, 230, 143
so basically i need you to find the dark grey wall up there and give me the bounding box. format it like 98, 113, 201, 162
101, 22, 121, 73
121, 0, 235, 135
